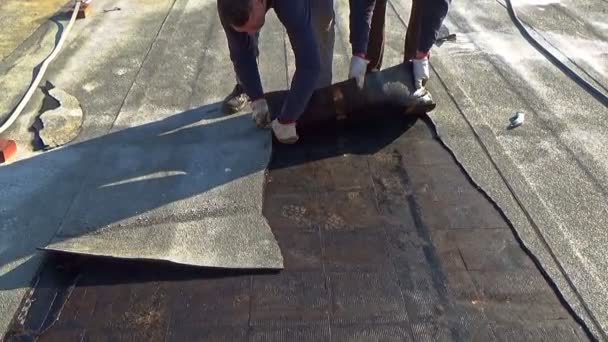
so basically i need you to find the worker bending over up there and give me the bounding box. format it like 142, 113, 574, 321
218, 0, 335, 144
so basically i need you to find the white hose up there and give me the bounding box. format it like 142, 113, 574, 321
0, 0, 82, 134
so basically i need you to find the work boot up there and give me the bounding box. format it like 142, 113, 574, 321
222, 84, 250, 114
271, 119, 299, 144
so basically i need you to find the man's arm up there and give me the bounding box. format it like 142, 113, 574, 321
219, 13, 265, 101
274, 1, 321, 123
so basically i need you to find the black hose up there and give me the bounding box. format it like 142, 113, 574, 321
504, 0, 608, 108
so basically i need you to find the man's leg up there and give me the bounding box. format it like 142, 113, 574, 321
310, 0, 335, 88
403, 0, 423, 61
418, 0, 451, 53
366, 0, 386, 73
405, 0, 450, 90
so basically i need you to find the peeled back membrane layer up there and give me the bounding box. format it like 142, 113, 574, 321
44, 62, 427, 269
43, 110, 283, 269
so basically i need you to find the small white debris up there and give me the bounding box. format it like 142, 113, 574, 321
509, 112, 525, 128
225, 168, 232, 173
114, 68, 128, 76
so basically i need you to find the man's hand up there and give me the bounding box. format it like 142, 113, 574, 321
251, 98, 271, 128
349, 55, 369, 89
413, 56, 430, 90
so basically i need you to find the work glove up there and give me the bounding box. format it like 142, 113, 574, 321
271, 119, 299, 144
413, 56, 430, 90
251, 98, 271, 128
349, 55, 369, 89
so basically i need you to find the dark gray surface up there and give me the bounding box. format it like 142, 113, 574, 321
4, 116, 591, 342
0, 0, 604, 339
389, 0, 608, 339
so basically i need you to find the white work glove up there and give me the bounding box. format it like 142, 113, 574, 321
413, 56, 430, 90
349, 55, 369, 89
251, 98, 271, 128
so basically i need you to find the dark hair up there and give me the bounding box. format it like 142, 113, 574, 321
218, 0, 252, 28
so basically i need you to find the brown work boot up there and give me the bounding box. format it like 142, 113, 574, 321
222, 84, 250, 114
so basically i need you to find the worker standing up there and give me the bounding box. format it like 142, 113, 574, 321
348, 0, 451, 91
220, 0, 335, 144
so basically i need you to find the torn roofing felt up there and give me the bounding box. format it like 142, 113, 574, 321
43, 61, 428, 270
43, 108, 283, 269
